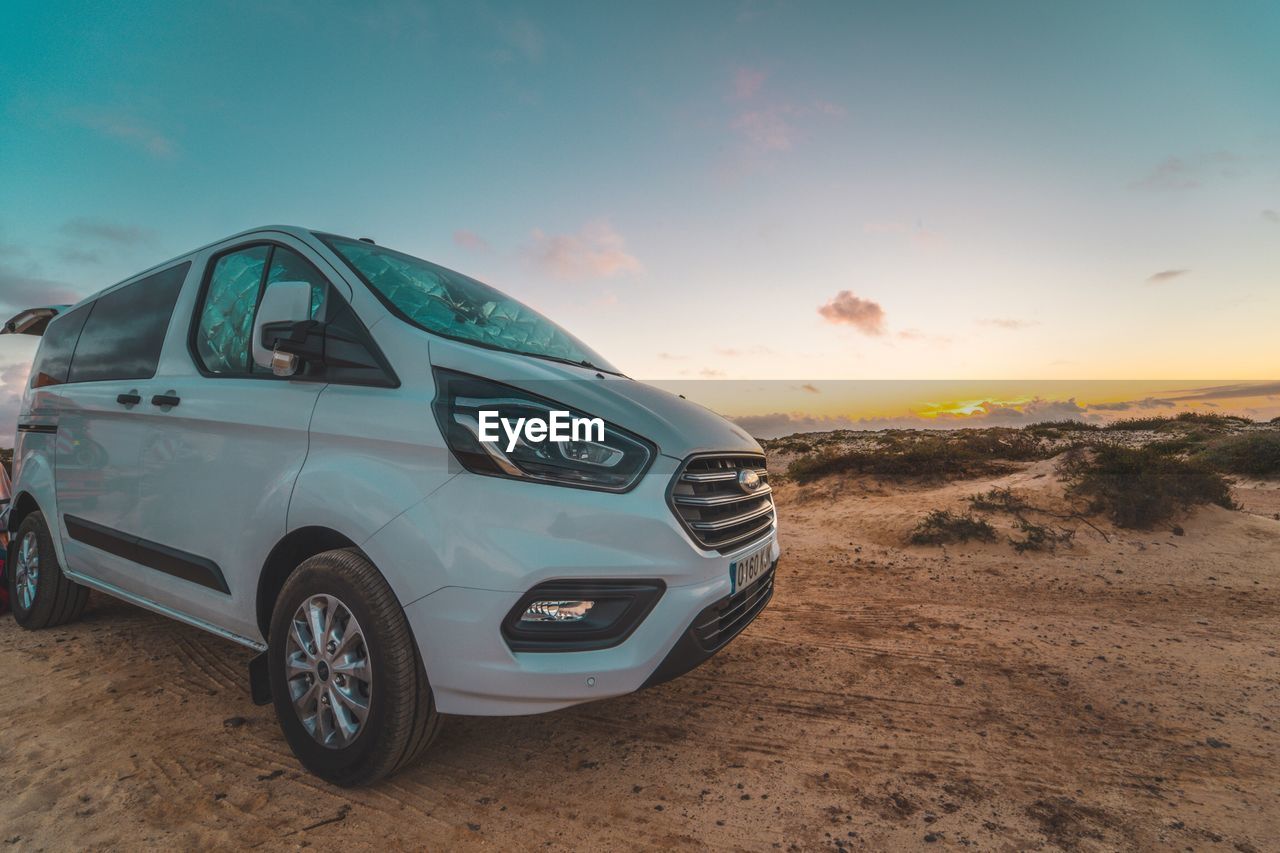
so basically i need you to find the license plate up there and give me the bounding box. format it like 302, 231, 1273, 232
730, 541, 771, 595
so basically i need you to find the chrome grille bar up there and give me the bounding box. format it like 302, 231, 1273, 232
667, 453, 777, 554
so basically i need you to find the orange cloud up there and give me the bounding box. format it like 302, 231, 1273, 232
526, 221, 641, 281
818, 291, 885, 335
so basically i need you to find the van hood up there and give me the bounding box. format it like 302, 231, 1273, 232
426, 337, 761, 459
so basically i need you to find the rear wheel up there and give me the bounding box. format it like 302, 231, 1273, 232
267, 548, 440, 786
9, 511, 89, 629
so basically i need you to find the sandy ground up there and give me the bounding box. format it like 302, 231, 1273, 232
1, 461, 1277, 851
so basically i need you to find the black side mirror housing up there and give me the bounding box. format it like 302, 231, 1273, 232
261, 319, 327, 365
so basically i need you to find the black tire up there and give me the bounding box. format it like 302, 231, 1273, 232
267, 548, 441, 786
9, 510, 89, 629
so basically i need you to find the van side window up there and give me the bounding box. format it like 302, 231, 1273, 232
29, 304, 91, 388
194, 245, 328, 375
250, 248, 330, 375
195, 246, 269, 374
67, 262, 189, 383
267, 247, 328, 319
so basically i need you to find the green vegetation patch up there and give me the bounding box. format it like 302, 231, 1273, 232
1059, 445, 1235, 528
1196, 431, 1280, 477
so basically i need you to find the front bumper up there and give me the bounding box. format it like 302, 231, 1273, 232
370, 455, 780, 716
641, 561, 776, 689
402, 551, 777, 716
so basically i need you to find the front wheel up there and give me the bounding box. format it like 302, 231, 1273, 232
267, 548, 440, 786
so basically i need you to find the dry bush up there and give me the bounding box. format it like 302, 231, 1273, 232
909, 510, 997, 545
1196, 431, 1280, 477
1059, 445, 1235, 528
788, 430, 1046, 484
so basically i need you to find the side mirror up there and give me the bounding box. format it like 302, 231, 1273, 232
252, 281, 312, 375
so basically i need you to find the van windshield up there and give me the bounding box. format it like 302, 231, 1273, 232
319, 234, 620, 374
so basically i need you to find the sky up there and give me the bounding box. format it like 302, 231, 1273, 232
2, 0, 1278, 440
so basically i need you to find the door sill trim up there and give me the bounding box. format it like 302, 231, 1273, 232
62, 568, 266, 652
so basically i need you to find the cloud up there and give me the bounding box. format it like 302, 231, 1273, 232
1263, 209, 1279, 224
978, 317, 1036, 330
1146, 268, 1188, 284
817, 291, 885, 335
526, 221, 641, 281
56, 247, 102, 264
1165, 381, 1280, 402
657, 352, 684, 360
897, 328, 951, 344
700, 368, 727, 378
61, 217, 156, 245
1130, 151, 1237, 191
452, 230, 489, 251
732, 397, 1093, 438
731, 67, 766, 100
715, 345, 774, 357
0, 264, 87, 314
724, 66, 845, 155
800, 383, 819, 394
1087, 397, 1177, 412
731, 108, 793, 152
70, 110, 176, 158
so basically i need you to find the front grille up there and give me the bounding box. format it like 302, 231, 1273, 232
692, 567, 775, 651
669, 453, 775, 553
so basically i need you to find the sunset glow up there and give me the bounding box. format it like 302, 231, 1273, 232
2, 2, 1278, 441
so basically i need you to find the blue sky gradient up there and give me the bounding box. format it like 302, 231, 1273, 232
2, 1, 1278, 433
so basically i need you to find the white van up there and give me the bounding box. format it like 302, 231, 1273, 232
2, 226, 779, 785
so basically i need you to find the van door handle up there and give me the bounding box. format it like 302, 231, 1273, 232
116, 392, 142, 406
150, 393, 181, 407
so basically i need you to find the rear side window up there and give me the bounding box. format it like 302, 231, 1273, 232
67, 263, 189, 383
29, 304, 91, 388
193, 244, 328, 375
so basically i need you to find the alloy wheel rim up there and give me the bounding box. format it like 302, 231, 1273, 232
285, 594, 372, 749
14, 531, 39, 611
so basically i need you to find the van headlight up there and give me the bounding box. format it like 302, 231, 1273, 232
432, 368, 655, 492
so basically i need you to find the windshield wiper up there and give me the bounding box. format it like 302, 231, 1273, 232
525, 351, 623, 376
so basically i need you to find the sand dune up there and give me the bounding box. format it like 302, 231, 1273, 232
1, 458, 1276, 850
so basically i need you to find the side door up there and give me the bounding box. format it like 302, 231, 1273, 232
55, 264, 190, 587
129, 240, 337, 641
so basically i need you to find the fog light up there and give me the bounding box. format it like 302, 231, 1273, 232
520, 599, 595, 622
502, 580, 666, 652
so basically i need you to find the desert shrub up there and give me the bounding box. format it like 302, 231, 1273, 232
760, 437, 813, 454
1196, 431, 1280, 477
1101, 416, 1174, 431
1060, 445, 1235, 528
1025, 420, 1099, 438
967, 486, 1033, 514
1102, 412, 1250, 433
1010, 520, 1074, 552
909, 510, 998, 545
1144, 430, 1213, 456
1174, 411, 1251, 427
789, 430, 1053, 484
788, 435, 1029, 481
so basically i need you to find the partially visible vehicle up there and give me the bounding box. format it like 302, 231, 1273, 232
0, 463, 9, 612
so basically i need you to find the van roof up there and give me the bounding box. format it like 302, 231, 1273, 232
65, 224, 323, 311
